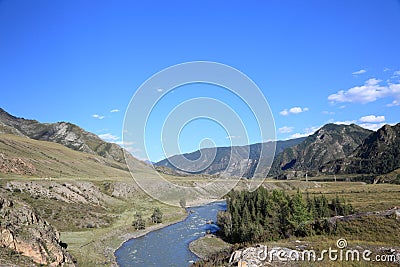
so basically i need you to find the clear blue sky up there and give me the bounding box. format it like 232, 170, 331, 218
1, 1, 400, 162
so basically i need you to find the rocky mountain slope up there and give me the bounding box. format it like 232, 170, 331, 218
322, 123, 400, 175
0, 108, 128, 164
0, 193, 76, 266
270, 124, 372, 176
155, 138, 305, 178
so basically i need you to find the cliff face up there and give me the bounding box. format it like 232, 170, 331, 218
0, 194, 76, 266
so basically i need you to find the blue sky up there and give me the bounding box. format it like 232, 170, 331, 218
1, 1, 400, 162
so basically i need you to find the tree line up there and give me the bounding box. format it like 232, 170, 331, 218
217, 187, 354, 243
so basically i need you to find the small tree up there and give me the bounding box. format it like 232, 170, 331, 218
151, 207, 163, 223
132, 212, 145, 230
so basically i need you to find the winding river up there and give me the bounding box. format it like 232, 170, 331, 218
115, 201, 227, 267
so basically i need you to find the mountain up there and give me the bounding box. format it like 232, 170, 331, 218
322, 123, 400, 175
0, 108, 127, 164
270, 124, 372, 176
155, 138, 306, 178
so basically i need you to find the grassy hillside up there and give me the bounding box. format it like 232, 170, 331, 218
0, 108, 131, 164
0, 134, 133, 179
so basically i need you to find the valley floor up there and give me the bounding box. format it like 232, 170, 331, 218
1, 177, 399, 266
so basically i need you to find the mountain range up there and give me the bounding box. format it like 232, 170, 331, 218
155, 138, 306, 178
1, 108, 399, 181
321, 123, 400, 176
157, 122, 400, 180
270, 123, 372, 176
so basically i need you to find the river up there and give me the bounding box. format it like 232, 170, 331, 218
115, 201, 227, 267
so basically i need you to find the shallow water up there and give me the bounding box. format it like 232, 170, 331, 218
115, 201, 226, 267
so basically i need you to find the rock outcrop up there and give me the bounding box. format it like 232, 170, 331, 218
0, 195, 76, 266
0, 153, 37, 175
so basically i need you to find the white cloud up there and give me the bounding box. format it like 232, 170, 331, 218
289, 133, 310, 138
359, 115, 385, 123
110, 109, 120, 113
383, 68, 390, 72
280, 110, 289, 116
359, 123, 386, 131
322, 111, 335, 115
114, 140, 135, 146
279, 126, 294, 133
332, 120, 356, 125
226, 135, 241, 139
92, 114, 105, 120
157, 88, 164, 92
393, 70, 400, 76
280, 107, 309, 116
328, 78, 400, 104
352, 69, 367, 75
387, 100, 400, 107
98, 133, 119, 141
289, 126, 320, 139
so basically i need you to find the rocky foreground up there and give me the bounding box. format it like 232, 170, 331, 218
0, 194, 76, 266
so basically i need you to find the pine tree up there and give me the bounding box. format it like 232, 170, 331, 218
151, 207, 163, 223
132, 212, 145, 230
289, 191, 312, 236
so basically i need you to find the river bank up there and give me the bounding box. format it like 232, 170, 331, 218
115, 200, 227, 266
113, 198, 224, 264
189, 234, 232, 260
61, 205, 187, 267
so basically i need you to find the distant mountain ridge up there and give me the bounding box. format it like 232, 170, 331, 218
270, 123, 373, 176
0, 108, 128, 164
155, 137, 306, 178
156, 123, 400, 179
